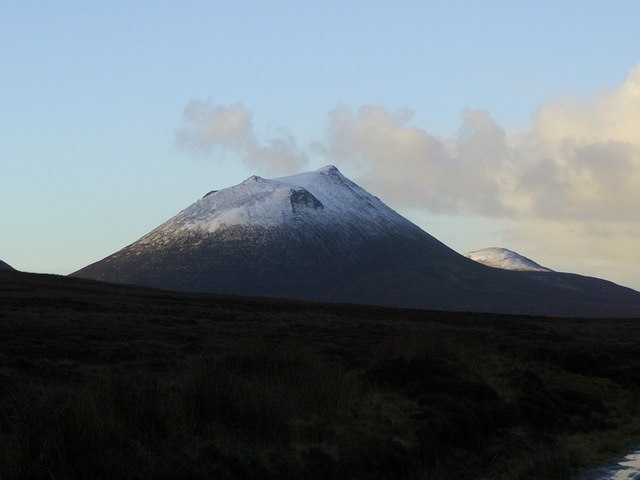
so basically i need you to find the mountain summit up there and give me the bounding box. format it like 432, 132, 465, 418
73, 166, 640, 317
133, 165, 428, 247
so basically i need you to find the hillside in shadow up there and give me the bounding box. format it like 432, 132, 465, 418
2, 269, 640, 479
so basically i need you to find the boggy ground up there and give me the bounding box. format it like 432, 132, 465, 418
1, 269, 640, 479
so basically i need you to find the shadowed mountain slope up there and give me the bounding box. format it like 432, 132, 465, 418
0, 260, 14, 270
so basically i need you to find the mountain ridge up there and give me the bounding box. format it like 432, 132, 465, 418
72, 166, 640, 317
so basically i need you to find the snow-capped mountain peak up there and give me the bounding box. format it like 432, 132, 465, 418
465, 247, 553, 272
137, 165, 424, 247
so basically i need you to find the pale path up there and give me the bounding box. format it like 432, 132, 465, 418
576, 451, 640, 480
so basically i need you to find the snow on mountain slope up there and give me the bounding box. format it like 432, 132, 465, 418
465, 247, 553, 272
135, 165, 426, 249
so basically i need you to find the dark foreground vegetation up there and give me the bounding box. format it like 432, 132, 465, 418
1, 270, 640, 479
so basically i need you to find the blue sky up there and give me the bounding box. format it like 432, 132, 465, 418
2, 1, 640, 289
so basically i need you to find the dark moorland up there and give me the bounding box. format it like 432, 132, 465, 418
2, 268, 640, 479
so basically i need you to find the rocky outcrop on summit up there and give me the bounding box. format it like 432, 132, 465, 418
73, 166, 640, 317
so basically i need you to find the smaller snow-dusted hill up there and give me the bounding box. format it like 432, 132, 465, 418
0, 260, 14, 270
465, 247, 553, 272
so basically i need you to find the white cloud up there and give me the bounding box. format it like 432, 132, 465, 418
317, 105, 515, 215
318, 65, 640, 224
519, 66, 640, 222
177, 99, 308, 175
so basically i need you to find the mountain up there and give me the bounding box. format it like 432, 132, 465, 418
73, 166, 640, 317
465, 247, 553, 272
0, 260, 14, 270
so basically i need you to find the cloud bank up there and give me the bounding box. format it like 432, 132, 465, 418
177, 99, 308, 175
320, 65, 640, 224
317, 106, 516, 216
